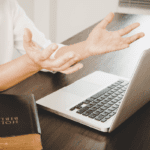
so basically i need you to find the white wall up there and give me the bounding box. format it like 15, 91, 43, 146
56, 0, 118, 43
17, 0, 118, 43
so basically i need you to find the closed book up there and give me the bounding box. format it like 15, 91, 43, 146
0, 94, 42, 150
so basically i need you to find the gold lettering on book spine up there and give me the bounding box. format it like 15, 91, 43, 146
0, 117, 18, 125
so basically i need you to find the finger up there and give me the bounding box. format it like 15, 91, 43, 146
23, 28, 33, 44
40, 51, 76, 69
124, 32, 145, 44
117, 44, 129, 50
97, 12, 114, 29
33, 41, 43, 50
52, 54, 81, 71
41, 44, 58, 60
60, 63, 83, 74
23, 28, 36, 52
50, 52, 78, 68
118, 23, 140, 36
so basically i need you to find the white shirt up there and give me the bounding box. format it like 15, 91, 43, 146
0, 0, 64, 69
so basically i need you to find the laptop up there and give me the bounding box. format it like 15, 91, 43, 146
36, 48, 150, 132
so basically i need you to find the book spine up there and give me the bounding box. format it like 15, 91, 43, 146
30, 94, 41, 134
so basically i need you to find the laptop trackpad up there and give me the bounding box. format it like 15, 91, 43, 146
62, 80, 103, 98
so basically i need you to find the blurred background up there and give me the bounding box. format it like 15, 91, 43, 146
14, 0, 150, 59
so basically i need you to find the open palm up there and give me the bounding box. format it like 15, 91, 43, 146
86, 12, 145, 55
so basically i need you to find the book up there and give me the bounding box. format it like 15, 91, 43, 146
0, 94, 42, 150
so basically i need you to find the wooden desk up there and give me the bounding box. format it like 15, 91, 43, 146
2, 13, 150, 150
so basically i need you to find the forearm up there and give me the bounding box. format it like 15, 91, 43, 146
0, 54, 40, 91
54, 41, 90, 61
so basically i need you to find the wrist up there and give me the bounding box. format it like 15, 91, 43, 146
80, 41, 91, 59
70, 41, 91, 60
24, 54, 42, 72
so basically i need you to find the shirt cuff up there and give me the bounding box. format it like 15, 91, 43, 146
40, 43, 66, 73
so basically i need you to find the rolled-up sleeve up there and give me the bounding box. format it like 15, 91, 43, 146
11, 0, 65, 72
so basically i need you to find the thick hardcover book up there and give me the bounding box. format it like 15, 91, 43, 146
0, 94, 42, 150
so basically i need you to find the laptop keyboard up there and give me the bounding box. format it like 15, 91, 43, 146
70, 80, 129, 123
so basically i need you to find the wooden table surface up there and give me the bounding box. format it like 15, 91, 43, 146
2, 13, 150, 150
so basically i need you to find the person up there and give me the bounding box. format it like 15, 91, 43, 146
0, 0, 145, 91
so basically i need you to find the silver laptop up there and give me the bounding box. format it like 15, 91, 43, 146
37, 48, 150, 132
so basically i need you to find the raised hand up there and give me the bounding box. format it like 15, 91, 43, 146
85, 12, 145, 56
23, 28, 83, 74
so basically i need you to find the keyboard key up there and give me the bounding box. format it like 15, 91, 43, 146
70, 107, 76, 111
107, 91, 113, 94
113, 109, 118, 113
101, 106, 107, 110
110, 106, 117, 110
88, 113, 97, 118
120, 81, 129, 86
109, 112, 116, 116
111, 93, 117, 97
108, 101, 114, 105
93, 110, 101, 115
89, 113, 97, 118
108, 107, 116, 111
77, 106, 89, 114
111, 99, 118, 103
118, 101, 121, 104
104, 93, 110, 96
91, 87, 110, 99
97, 97, 103, 101
110, 89, 116, 92
105, 115, 112, 119
87, 103, 95, 108
115, 91, 121, 95
83, 100, 91, 104
93, 99, 101, 103
74, 102, 83, 109
113, 87, 119, 91
104, 109, 112, 114
97, 108, 104, 113
101, 101, 106, 105
95, 114, 104, 121
82, 109, 93, 116
104, 103, 111, 108
114, 97, 121, 101
101, 118, 107, 122
94, 104, 101, 109
101, 112, 108, 116
100, 95, 107, 99
114, 104, 119, 107
97, 102, 103, 107
118, 80, 125, 83
118, 95, 123, 99
104, 98, 110, 102
86, 97, 95, 101
90, 106, 98, 111
102, 99, 108, 104
76, 105, 82, 109
89, 101, 97, 105
108, 85, 116, 89
117, 85, 123, 88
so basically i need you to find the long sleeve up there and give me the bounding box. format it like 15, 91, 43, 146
10, 0, 65, 71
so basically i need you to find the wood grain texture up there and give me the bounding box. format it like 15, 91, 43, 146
2, 13, 150, 150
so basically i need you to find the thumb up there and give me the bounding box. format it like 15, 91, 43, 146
23, 28, 32, 44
